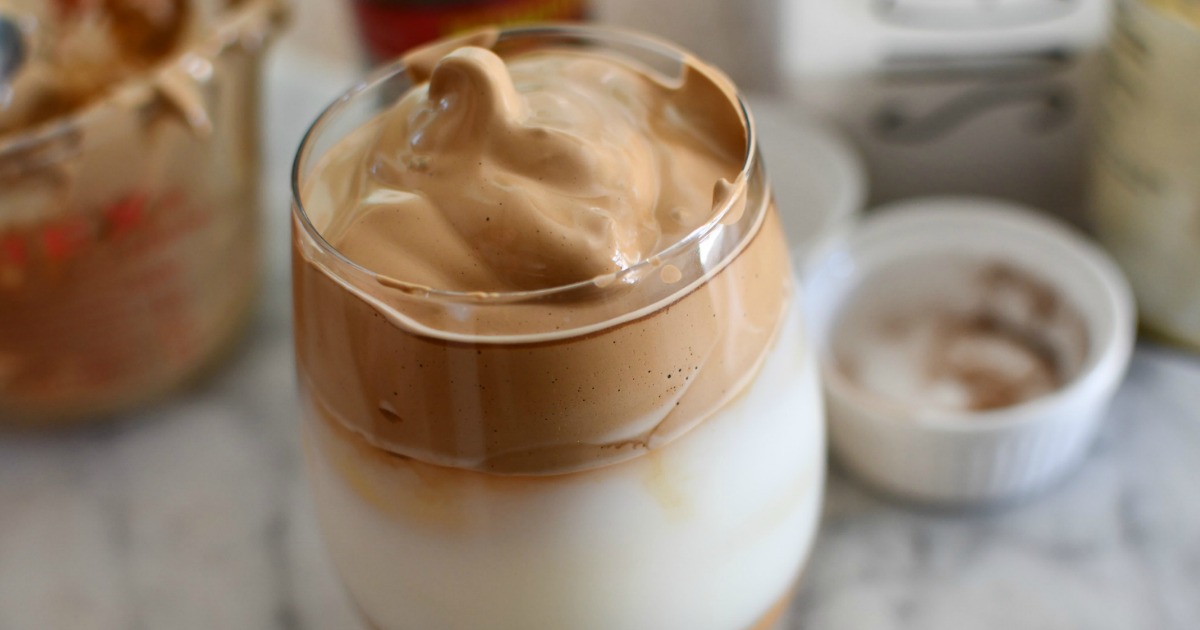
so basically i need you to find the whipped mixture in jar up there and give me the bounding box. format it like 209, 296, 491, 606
0, 0, 285, 425
292, 26, 825, 630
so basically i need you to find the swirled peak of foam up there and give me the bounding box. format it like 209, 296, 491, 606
316, 43, 745, 292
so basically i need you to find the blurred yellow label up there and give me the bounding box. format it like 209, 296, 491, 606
1144, 0, 1200, 27
1091, 0, 1200, 348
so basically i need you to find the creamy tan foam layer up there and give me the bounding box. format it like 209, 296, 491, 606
294, 33, 790, 474
314, 43, 745, 292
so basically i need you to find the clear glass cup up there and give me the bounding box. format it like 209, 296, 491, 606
0, 0, 287, 426
292, 25, 825, 630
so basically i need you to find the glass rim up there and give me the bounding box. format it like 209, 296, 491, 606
290, 23, 759, 305
0, 0, 285, 156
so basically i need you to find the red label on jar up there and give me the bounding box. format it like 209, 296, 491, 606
103, 194, 148, 239
351, 0, 588, 60
0, 190, 218, 417
41, 217, 91, 263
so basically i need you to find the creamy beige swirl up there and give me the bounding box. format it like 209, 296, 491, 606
317, 41, 744, 292
294, 30, 793, 474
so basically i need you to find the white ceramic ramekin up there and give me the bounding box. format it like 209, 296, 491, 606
805, 197, 1135, 506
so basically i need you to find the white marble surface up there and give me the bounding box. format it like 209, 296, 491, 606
3, 12, 1200, 630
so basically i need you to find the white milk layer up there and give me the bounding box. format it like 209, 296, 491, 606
302, 305, 824, 630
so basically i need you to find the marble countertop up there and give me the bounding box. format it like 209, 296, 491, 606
2, 37, 1199, 630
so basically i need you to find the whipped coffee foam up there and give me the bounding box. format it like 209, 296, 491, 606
314, 41, 744, 292
294, 29, 793, 474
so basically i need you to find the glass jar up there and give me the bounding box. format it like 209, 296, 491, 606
1091, 0, 1200, 349
292, 25, 825, 630
0, 0, 287, 426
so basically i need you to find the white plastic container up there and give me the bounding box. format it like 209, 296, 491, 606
805, 197, 1135, 506
781, 0, 1111, 223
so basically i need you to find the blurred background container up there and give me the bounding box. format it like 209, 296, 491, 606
780, 0, 1112, 225
0, 0, 287, 427
1090, 0, 1200, 351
